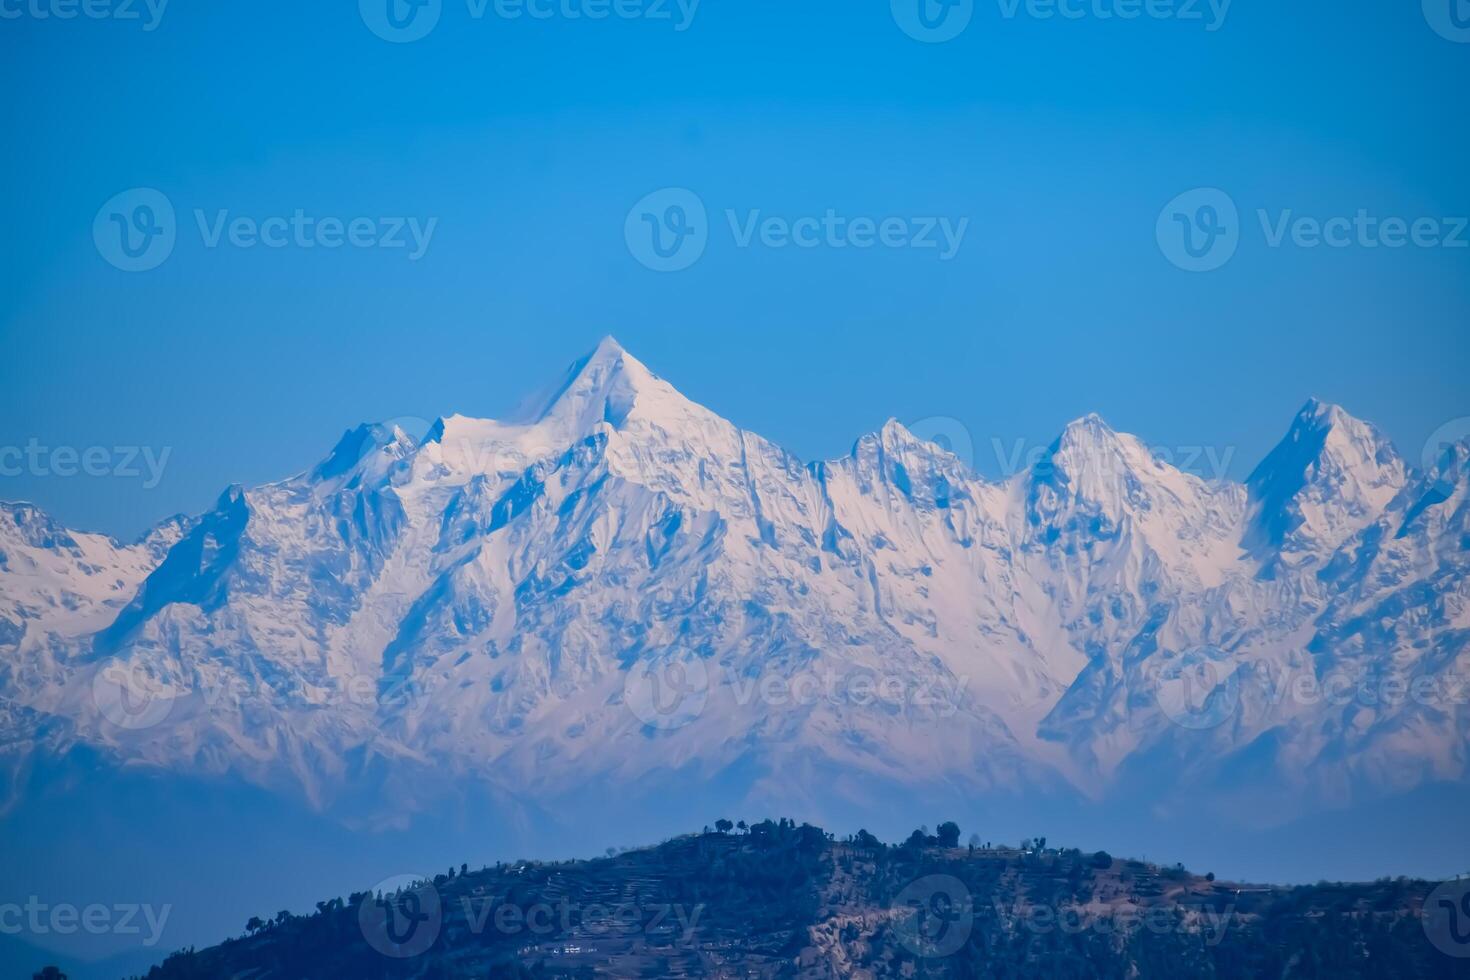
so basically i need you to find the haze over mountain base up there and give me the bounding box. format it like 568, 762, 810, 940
2, 339, 1467, 971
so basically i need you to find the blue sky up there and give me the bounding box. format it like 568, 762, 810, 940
2, 0, 1467, 538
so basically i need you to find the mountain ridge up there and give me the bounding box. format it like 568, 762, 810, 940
0, 339, 1466, 833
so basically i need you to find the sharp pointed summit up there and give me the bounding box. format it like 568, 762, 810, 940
1246, 398, 1406, 560
535, 335, 651, 427
1030, 412, 1177, 501
862, 418, 936, 457
504, 336, 716, 440
404, 339, 726, 482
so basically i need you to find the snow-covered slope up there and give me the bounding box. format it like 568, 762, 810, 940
1, 340, 1465, 824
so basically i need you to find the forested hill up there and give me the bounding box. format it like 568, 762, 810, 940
135, 820, 1462, 978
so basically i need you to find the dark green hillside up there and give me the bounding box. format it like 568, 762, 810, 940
135, 820, 1462, 978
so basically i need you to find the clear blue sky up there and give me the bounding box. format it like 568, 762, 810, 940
2, 0, 1467, 539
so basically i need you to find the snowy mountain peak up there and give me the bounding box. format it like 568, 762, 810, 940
517, 336, 644, 423
1, 344, 1464, 838
1281, 397, 1389, 455
846, 417, 974, 486
873, 418, 932, 454
1289, 398, 1399, 466
312, 422, 417, 482
588, 332, 628, 360
836, 418, 980, 509
1246, 399, 1406, 561
506, 336, 724, 442
1051, 412, 1131, 458
392, 340, 735, 486
1297, 395, 1337, 422
0, 500, 79, 552
1033, 412, 1176, 499
1061, 411, 1111, 435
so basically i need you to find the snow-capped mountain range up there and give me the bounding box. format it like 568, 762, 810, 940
2, 339, 1466, 826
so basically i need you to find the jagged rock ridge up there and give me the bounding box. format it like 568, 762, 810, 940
1, 339, 1466, 822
